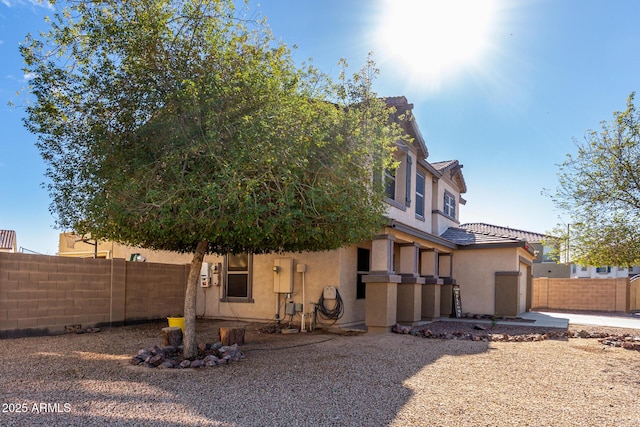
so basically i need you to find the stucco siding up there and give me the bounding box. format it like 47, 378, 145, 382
196, 250, 346, 326
454, 248, 518, 315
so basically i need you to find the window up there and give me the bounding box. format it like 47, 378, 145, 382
224, 253, 252, 300
444, 191, 456, 218
356, 248, 370, 299
595, 266, 611, 274
384, 168, 396, 200
415, 172, 425, 218
541, 246, 556, 263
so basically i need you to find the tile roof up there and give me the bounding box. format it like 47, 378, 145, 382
431, 160, 467, 194
459, 223, 549, 243
384, 96, 412, 109
431, 160, 458, 172
440, 227, 526, 246
385, 95, 429, 160
0, 230, 17, 250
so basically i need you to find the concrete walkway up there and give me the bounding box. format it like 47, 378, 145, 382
438, 312, 569, 328
439, 311, 640, 329
528, 310, 640, 329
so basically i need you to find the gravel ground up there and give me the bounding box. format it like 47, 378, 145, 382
1, 319, 639, 427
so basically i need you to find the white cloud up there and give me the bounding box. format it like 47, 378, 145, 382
1, 0, 53, 10
5, 72, 37, 83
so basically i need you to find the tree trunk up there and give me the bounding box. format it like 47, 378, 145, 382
183, 240, 208, 359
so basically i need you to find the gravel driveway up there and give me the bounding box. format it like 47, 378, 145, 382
1, 319, 639, 426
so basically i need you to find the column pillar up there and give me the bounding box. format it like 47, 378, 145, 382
420, 249, 442, 319
438, 253, 456, 316
397, 243, 424, 325
364, 234, 401, 333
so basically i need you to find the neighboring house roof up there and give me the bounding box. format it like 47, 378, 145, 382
0, 230, 17, 251
440, 226, 526, 246
459, 223, 549, 244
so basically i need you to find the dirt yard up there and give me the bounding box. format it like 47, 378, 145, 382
1, 319, 639, 426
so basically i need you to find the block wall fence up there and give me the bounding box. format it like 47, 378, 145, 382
531, 277, 629, 312
0, 252, 188, 338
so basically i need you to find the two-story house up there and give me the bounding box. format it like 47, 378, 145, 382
58, 96, 537, 331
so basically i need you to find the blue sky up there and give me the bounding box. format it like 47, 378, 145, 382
1, 0, 639, 255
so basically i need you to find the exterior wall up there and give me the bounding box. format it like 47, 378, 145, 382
532, 277, 628, 312
58, 234, 373, 327
337, 245, 368, 326
386, 152, 435, 234
452, 247, 517, 315
431, 178, 460, 236
195, 248, 365, 327
533, 262, 571, 278
518, 261, 528, 313
0, 252, 187, 338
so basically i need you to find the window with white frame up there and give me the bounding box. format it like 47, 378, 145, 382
444, 191, 456, 218
415, 172, 425, 218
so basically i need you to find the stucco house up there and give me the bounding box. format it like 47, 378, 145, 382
0, 230, 17, 253
58, 96, 537, 331
453, 223, 570, 279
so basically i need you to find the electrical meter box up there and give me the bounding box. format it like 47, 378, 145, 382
273, 258, 294, 293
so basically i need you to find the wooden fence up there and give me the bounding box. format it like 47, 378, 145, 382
630, 276, 640, 312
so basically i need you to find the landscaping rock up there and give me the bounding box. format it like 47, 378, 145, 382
190, 359, 205, 368
131, 340, 246, 369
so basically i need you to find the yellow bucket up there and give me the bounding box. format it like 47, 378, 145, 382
167, 317, 185, 333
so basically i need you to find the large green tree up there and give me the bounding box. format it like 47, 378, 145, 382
22, 0, 401, 357
552, 92, 640, 267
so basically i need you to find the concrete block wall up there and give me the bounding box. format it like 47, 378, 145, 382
124, 261, 188, 322
532, 277, 629, 312
0, 252, 188, 338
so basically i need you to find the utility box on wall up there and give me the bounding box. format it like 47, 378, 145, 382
273, 258, 294, 293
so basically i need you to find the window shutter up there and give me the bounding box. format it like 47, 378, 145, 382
405, 155, 412, 206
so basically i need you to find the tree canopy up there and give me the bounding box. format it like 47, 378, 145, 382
551, 92, 640, 266
21, 0, 403, 357
22, 0, 401, 255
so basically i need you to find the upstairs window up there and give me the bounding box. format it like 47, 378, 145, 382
415, 172, 425, 218
541, 246, 556, 263
384, 168, 396, 200
444, 191, 456, 218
